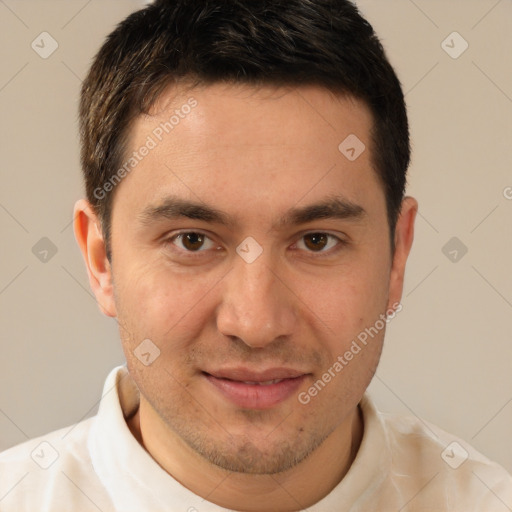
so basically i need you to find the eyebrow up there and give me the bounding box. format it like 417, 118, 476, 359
137, 194, 366, 230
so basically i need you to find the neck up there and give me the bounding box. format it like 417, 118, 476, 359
128, 401, 363, 511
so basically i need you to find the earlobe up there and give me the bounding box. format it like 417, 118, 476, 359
387, 196, 418, 309
73, 199, 117, 318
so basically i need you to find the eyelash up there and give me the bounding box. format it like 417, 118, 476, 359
164, 231, 347, 259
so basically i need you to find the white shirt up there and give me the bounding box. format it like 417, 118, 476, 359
1, 365, 511, 511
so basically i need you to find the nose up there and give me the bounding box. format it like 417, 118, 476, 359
216, 252, 297, 349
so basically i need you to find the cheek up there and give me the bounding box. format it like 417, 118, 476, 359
113, 257, 219, 347
299, 256, 390, 337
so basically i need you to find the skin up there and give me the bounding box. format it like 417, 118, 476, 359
74, 83, 417, 511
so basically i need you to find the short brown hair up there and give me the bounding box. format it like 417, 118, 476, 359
79, 0, 410, 259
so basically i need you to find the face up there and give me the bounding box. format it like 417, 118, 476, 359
94, 83, 412, 474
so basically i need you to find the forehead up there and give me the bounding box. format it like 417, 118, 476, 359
115, 83, 383, 227
146, 82, 372, 150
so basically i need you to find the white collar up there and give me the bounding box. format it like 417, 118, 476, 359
88, 366, 390, 511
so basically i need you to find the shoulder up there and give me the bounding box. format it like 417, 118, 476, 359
373, 400, 512, 511
0, 417, 111, 512
0, 416, 94, 466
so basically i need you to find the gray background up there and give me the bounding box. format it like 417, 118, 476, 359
1, 0, 511, 473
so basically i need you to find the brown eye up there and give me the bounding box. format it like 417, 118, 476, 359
296, 232, 343, 255
303, 233, 329, 251
171, 232, 215, 252
182, 233, 205, 251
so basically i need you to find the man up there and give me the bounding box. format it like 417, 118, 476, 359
1, 0, 511, 510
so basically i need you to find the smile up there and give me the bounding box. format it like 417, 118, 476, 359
202, 368, 309, 410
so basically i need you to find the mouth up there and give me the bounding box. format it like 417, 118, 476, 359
202, 368, 309, 410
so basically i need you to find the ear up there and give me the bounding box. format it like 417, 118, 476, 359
387, 196, 418, 309
73, 199, 117, 317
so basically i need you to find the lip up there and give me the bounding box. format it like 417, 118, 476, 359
203, 367, 308, 410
